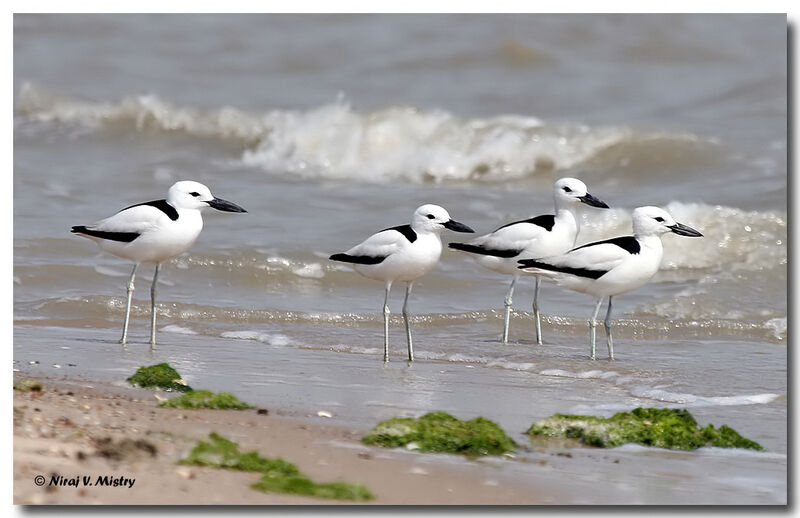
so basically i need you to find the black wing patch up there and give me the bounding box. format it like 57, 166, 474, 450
517, 258, 608, 280
496, 214, 556, 232
329, 253, 387, 265
574, 236, 640, 255
448, 242, 522, 258
71, 226, 140, 243
380, 224, 417, 243
120, 199, 179, 221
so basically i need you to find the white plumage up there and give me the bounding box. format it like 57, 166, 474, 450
449, 177, 608, 344
330, 204, 474, 362
518, 206, 702, 360
72, 180, 247, 346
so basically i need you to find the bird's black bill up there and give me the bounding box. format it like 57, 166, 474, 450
579, 193, 609, 209
443, 219, 475, 233
207, 197, 247, 213
669, 222, 703, 237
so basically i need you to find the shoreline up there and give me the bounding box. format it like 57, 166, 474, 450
12, 323, 788, 506
13, 375, 550, 505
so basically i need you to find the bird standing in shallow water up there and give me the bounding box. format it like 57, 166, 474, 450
71, 180, 247, 347
449, 178, 608, 344
518, 206, 702, 360
330, 204, 474, 362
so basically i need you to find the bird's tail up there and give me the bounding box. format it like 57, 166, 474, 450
517, 258, 550, 269
518, 258, 605, 280
448, 242, 481, 253
448, 242, 520, 258
329, 253, 385, 265
517, 258, 561, 278
71, 225, 140, 243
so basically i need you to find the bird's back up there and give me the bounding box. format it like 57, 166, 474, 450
73, 202, 204, 263
453, 214, 577, 276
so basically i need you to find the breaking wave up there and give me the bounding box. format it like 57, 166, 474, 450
16, 83, 720, 184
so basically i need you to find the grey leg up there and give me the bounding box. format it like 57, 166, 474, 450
604, 296, 614, 360
120, 263, 139, 345
502, 276, 518, 344
402, 282, 414, 362
588, 298, 604, 360
383, 282, 392, 363
533, 276, 542, 345
149, 263, 161, 348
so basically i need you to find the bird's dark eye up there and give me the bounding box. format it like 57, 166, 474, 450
563, 186, 572, 193
190, 192, 201, 197
654, 217, 665, 222
426, 214, 435, 219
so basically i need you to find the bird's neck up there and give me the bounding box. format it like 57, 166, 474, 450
554, 207, 579, 232
177, 207, 204, 228
411, 222, 438, 236
421, 229, 442, 241
635, 234, 664, 255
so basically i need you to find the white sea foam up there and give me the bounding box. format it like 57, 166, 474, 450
611, 444, 785, 458
629, 387, 781, 407
173, 253, 336, 280
220, 330, 292, 346
693, 447, 786, 460
326, 344, 383, 356
764, 317, 787, 340
486, 360, 537, 371
17, 83, 718, 185
160, 324, 197, 335
93, 265, 129, 277
292, 263, 325, 279
540, 369, 619, 379
567, 403, 636, 415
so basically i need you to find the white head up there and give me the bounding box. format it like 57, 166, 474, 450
553, 177, 609, 210
166, 181, 247, 213
631, 206, 703, 238
411, 204, 474, 234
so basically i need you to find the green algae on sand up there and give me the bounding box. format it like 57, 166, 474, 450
362, 411, 517, 456
14, 379, 43, 392
179, 432, 373, 501
159, 390, 252, 410
126, 363, 192, 393
526, 407, 763, 451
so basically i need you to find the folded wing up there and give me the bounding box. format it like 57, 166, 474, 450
71, 204, 171, 242
519, 238, 634, 280
330, 228, 407, 265
449, 217, 553, 258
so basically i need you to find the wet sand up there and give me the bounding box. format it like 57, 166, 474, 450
13, 376, 550, 505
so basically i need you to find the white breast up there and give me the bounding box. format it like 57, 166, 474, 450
354, 232, 442, 283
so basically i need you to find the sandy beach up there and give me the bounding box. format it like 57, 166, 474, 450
13, 375, 551, 505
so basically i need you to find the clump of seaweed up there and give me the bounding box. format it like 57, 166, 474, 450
159, 390, 252, 410
13, 379, 43, 392
179, 432, 373, 501
362, 411, 517, 457
526, 408, 763, 451
127, 364, 255, 410
126, 363, 192, 393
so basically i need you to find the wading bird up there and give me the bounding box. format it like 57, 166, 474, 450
449, 178, 608, 344
518, 206, 702, 360
330, 204, 474, 362
71, 180, 247, 347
